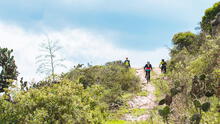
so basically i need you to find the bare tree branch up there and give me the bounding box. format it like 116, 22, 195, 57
36, 37, 66, 82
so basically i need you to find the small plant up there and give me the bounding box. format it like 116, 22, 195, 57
190, 113, 201, 124
20, 77, 28, 91
159, 95, 172, 106
158, 106, 171, 124
157, 84, 182, 123
190, 74, 216, 99
191, 100, 211, 124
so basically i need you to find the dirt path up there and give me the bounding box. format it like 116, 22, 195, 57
123, 68, 161, 121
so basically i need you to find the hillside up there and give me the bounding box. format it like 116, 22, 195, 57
0, 63, 142, 123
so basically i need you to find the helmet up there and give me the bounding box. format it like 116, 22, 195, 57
162, 59, 164, 61
147, 61, 150, 64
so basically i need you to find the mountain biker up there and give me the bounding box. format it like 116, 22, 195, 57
159, 59, 167, 73
144, 61, 153, 82
124, 57, 131, 68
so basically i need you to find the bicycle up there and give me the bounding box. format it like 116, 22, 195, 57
145, 70, 151, 83
161, 65, 167, 74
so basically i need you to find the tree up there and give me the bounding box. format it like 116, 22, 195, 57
172, 32, 197, 51
0, 47, 18, 93
201, 2, 220, 34
36, 37, 66, 82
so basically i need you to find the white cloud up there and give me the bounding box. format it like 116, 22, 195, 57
0, 22, 169, 81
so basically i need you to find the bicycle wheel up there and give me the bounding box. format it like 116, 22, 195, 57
146, 71, 151, 82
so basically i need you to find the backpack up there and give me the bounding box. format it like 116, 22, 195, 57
124, 60, 130, 66
161, 61, 167, 66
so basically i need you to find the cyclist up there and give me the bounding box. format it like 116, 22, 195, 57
124, 57, 131, 68
159, 59, 167, 73
144, 61, 153, 82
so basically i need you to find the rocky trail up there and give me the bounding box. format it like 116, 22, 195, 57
123, 68, 161, 122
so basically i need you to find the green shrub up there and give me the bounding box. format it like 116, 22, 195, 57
0, 61, 140, 123
172, 32, 197, 52
201, 2, 220, 34
163, 5, 220, 122
0, 80, 108, 123
65, 65, 140, 107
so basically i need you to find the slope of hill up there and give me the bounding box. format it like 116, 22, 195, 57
0, 64, 141, 123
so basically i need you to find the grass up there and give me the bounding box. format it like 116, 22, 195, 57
108, 105, 148, 119
122, 93, 135, 101
104, 120, 127, 124
137, 91, 148, 96
130, 108, 147, 117
151, 77, 169, 101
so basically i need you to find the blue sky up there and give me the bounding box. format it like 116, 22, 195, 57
0, 0, 219, 80
0, 0, 219, 50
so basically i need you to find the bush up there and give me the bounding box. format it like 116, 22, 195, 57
172, 32, 197, 52
65, 64, 140, 106
201, 2, 220, 34
163, 12, 220, 123
0, 63, 140, 123
0, 80, 108, 123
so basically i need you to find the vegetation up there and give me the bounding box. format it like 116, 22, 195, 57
164, 34, 220, 123
65, 63, 140, 110
36, 37, 66, 82
201, 2, 220, 34
172, 32, 198, 51
0, 62, 140, 123
1, 2, 220, 124
156, 2, 220, 122
0, 47, 18, 93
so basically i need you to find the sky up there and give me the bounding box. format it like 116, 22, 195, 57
0, 0, 219, 81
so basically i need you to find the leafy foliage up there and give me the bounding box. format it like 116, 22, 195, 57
166, 33, 220, 123
0, 47, 18, 92
190, 113, 201, 124
158, 2, 220, 123
193, 100, 201, 108
0, 80, 108, 123
201, 2, 220, 34
172, 32, 197, 51
65, 64, 140, 108
0, 61, 140, 123
158, 106, 171, 123
201, 102, 211, 112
